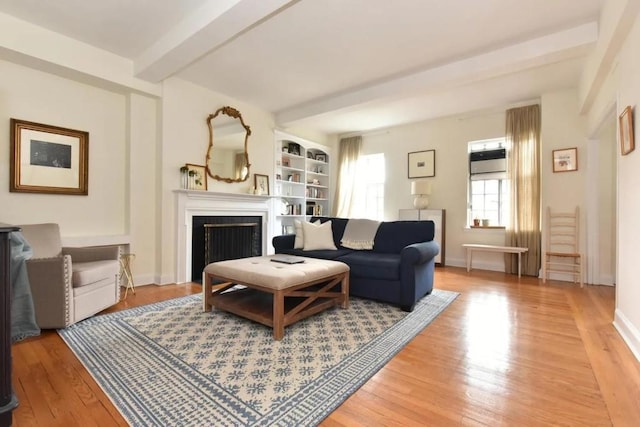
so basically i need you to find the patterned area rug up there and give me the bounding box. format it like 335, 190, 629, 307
59, 289, 458, 426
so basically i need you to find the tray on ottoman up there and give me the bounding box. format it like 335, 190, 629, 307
203, 256, 350, 340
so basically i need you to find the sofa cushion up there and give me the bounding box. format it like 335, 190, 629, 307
311, 217, 348, 249
337, 252, 401, 281
303, 221, 337, 251
294, 219, 320, 249
72, 260, 119, 288
277, 248, 352, 260
373, 221, 435, 254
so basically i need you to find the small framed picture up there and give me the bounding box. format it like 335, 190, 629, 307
552, 148, 578, 173
315, 153, 327, 162
408, 150, 435, 178
619, 105, 635, 156
185, 163, 208, 190
254, 173, 270, 195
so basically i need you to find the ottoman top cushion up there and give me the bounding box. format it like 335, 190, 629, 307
204, 256, 349, 290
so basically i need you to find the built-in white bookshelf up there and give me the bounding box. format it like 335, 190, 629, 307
274, 131, 331, 234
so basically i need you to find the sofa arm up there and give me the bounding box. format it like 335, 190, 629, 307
272, 234, 296, 253
63, 245, 120, 262
25, 255, 74, 328
400, 240, 440, 265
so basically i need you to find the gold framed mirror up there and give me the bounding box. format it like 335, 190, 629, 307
205, 106, 252, 182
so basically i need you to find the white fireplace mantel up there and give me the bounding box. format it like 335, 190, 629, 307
175, 190, 272, 283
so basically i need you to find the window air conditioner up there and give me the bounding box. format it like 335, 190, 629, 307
469, 148, 506, 175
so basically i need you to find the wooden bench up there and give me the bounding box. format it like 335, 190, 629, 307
462, 244, 529, 277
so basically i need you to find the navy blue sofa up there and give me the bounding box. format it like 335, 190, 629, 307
272, 217, 439, 311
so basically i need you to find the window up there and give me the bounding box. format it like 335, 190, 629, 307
468, 139, 509, 227
352, 153, 385, 220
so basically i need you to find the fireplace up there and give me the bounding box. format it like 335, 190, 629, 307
191, 216, 262, 282
174, 190, 272, 284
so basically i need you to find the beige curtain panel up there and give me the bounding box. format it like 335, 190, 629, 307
332, 136, 362, 217
505, 104, 541, 276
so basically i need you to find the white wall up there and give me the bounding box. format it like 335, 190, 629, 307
127, 93, 160, 285
596, 116, 617, 285
540, 90, 589, 282
610, 13, 640, 361
361, 111, 507, 269
0, 59, 128, 235
358, 88, 595, 273
158, 77, 278, 283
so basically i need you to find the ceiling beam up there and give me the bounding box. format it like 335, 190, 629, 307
134, 0, 298, 82
276, 22, 598, 126
579, 0, 640, 115
0, 12, 161, 96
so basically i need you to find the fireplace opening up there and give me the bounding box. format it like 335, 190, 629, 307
191, 216, 262, 282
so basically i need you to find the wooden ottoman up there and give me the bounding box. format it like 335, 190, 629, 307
203, 256, 350, 340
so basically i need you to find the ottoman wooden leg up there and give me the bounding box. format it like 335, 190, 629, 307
341, 273, 350, 309
273, 290, 284, 340
203, 273, 212, 312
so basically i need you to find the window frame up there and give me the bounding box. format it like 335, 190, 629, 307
468, 138, 509, 228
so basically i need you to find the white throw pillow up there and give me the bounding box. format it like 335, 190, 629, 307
302, 220, 337, 251
294, 219, 320, 249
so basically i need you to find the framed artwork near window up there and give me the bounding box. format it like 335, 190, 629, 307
552, 147, 578, 173
10, 118, 89, 195
408, 149, 435, 178
619, 105, 635, 156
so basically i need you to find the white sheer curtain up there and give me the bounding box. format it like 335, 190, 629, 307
505, 104, 541, 276
332, 136, 362, 217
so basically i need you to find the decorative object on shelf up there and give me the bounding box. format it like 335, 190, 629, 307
552, 147, 578, 173
280, 199, 290, 215
282, 157, 290, 167
411, 180, 432, 209
287, 142, 301, 156
619, 105, 635, 156
180, 165, 188, 189
10, 118, 89, 195
315, 153, 327, 162
254, 174, 269, 195
184, 163, 207, 190
205, 106, 251, 183
408, 149, 435, 178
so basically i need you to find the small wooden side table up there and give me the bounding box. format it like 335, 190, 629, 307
119, 253, 136, 299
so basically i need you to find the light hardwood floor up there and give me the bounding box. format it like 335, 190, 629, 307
10, 267, 640, 426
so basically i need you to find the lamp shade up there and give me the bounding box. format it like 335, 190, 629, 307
411, 180, 432, 195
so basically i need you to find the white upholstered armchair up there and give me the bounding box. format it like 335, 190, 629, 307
19, 223, 120, 328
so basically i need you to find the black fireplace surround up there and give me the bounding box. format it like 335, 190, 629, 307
191, 216, 262, 282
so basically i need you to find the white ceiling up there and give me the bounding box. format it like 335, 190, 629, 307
0, 0, 605, 135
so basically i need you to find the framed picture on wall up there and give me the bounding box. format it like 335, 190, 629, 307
408, 149, 435, 178
552, 147, 578, 173
10, 118, 89, 195
619, 105, 635, 156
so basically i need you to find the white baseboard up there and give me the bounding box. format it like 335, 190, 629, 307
131, 274, 155, 286
613, 309, 640, 363
445, 257, 504, 273
598, 274, 615, 286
